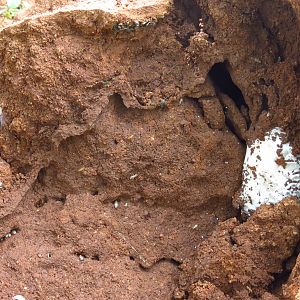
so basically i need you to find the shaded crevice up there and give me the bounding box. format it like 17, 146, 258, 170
173, 0, 202, 30
208, 62, 250, 116
91, 254, 100, 261
208, 61, 251, 144
167, 0, 202, 48
257, 10, 285, 63
37, 167, 47, 185
224, 114, 246, 146
138, 257, 181, 271
128, 255, 182, 271
184, 97, 204, 118
53, 194, 67, 204
109, 93, 128, 114
268, 240, 300, 293
229, 234, 237, 246
261, 93, 269, 112
35, 196, 48, 208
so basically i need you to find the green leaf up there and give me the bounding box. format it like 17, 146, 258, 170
6, 0, 22, 9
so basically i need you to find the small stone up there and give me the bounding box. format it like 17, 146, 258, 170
11, 230, 17, 235
192, 224, 198, 229
79, 255, 85, 262
12, 296, 26, 300
5, 233, 11, 238
114, 200, 119, 209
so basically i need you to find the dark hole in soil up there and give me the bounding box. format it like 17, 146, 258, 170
185, 97, 204, 117
37, 167, 47, 185
53, 194, 66, 204
208, 62, 249, 113
15, 163, 32, 176
268, 240, 300, 293
171, 0, 202, 47
90, 189, 99, 196
173, 0, 201, 31
208, 61, 250, 144
109, 93, 128, 113
229, 235, 237, 246
92, 255, 100, 261
35, 196, 48, 208
261, 93, 269, 112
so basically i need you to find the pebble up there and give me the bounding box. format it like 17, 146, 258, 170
114, 200, 119, 209
12, 295, 25, 300
79, 255, 85, 262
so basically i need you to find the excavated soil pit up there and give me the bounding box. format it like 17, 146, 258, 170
0, 0, 299, 299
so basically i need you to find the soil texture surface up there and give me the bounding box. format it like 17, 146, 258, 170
0, 0, 299, 299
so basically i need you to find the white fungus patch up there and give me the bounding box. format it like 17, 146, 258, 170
240, 127, 300, 215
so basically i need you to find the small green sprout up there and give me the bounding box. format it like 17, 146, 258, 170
0, 0, 22, 19
101, 78, 112, 87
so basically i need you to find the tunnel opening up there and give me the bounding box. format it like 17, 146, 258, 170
208, 62, 250, 144
170, 0, 202, 48
208, 62, 249, 114
173, 0, 202, 31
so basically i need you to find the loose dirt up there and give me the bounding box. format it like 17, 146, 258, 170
0, 0, 299, 299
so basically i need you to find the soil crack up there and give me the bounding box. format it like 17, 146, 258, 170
208, 61, 251, 144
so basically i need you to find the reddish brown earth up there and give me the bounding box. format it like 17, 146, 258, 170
0, 0, 299, 299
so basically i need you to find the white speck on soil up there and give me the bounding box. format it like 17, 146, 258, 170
79, 255, 85, 261
12, 295, 26, 300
